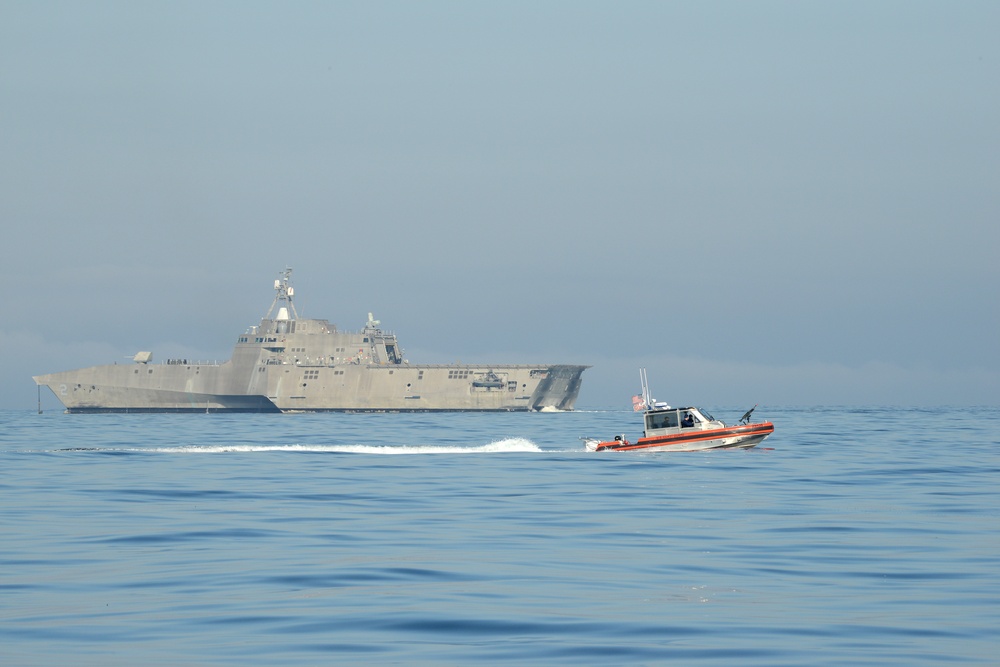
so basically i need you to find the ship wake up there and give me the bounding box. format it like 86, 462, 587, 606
57, 437, 542, 455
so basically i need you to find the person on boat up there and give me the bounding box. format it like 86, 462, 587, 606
681, 412, 694, 427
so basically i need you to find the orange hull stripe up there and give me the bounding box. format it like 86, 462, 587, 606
600, 422, 774, 451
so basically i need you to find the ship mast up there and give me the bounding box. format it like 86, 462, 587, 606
264, 268, 299, 321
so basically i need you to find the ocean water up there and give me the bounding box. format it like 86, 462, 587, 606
2, 406, 998, 666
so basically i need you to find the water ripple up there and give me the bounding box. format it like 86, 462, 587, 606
2, 407, 999, 665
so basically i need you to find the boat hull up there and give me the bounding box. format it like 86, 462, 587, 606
586, 422, 774, 452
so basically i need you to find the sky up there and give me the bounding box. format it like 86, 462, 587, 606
2, 1, 998, 411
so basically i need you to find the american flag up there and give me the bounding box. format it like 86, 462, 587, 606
632, 395, 647, 412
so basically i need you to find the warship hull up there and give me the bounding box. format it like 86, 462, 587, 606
34, 272, 587, 413
34, 363, 586, 413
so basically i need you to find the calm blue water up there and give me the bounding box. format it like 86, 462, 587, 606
2, 406, 998, 665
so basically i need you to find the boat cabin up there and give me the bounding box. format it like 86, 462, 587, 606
643, 406, 722, 437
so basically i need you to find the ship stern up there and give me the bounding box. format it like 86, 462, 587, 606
529, 365, 588, 411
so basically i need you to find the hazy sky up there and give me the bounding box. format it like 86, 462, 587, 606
3, 1, 997, 410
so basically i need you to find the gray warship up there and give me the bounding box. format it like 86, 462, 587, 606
33, 270, 588, 413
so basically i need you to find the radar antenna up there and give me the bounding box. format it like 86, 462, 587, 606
264, 267, 299, 320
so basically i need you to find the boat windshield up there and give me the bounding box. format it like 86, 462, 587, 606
697, 408, 715, 421
646, 410, 678, 430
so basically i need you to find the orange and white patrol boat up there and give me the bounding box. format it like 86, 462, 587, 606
584, 369, 774, 453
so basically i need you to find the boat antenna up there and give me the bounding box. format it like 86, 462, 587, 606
264, 267, 299, 320
640, 367, 652, 409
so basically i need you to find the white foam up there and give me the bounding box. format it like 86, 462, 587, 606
129, 437, 542, 455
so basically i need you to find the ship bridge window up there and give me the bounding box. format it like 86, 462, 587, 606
385, 344, 399, 364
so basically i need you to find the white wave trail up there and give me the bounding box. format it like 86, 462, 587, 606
127, 437, 542, 455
